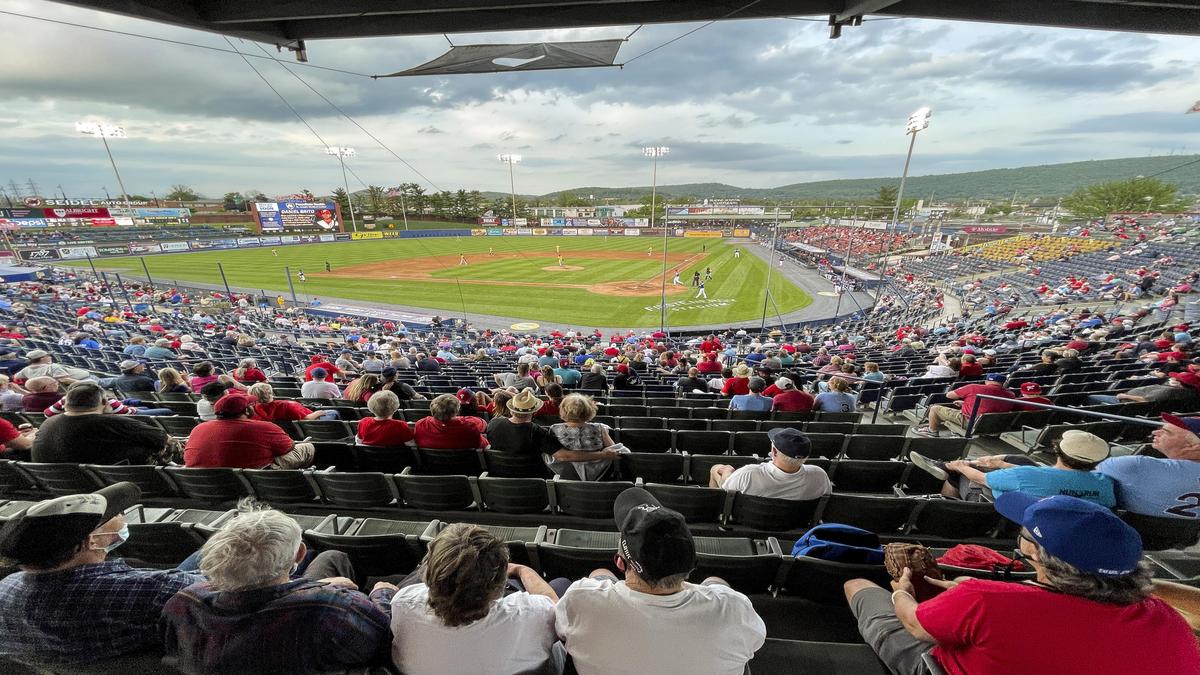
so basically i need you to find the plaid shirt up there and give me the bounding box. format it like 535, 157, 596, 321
162, 579, 394, 674
0, 559, 203, 663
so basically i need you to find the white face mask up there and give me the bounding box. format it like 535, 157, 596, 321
90, 524, 129, 553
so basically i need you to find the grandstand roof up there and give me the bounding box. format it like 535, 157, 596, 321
50, 1, 1200, 43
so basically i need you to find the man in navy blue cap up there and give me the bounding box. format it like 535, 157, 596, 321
844, 493, 1199, 675
914, 372, 1015, 437
709, 428, 832, 501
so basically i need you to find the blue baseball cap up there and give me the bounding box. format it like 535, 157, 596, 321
985, 373, 1007, 382
996, 493, 1142, 577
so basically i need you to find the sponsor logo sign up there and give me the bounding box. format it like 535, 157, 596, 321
561, 228, 578, 236
333, 233, 351, 241
256, 201, 342, 232
279, 235, 300, 244
962, 225, 1008, 234
624, 228, 641, 236
23, 248, 59, 261
58, 246, 98, 259
487, 228, 503, 236
96, 246, 130, 256
351, 231, 383, 240
159, 242, 190, 252
471, 229, 487, 236
532, 228, 547, 235
210, 239, 239, 249
516, 228, 533, 235
237, 237, 262, 246
46, 207, 110, 219
135, 208, 191, 218
577, 228, 594, 236
513, 218, 528, 226
643, 298, 735, 312
478, 217, 500, 225
130, 243, 156, 253
683, 230, 723, 238
319, 234, 336, 242
259, 236, 282, 245
733, 228, 751, 237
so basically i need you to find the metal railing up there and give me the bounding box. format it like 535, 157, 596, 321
960, 392, 1164, 439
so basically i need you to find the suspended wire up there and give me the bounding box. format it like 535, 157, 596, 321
222, 36, 332, 148
624, 24, 644, 40
248, 40, 445, 192
622, 0, 766, 65
0, 8, 374, 78
1144, 155, 1200, 179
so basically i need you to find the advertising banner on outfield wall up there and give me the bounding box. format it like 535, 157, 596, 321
1, 218, 49, 228
159, 242, 190, 252
211, 239, 239, 249
516, 228, 532, 235
238, 237, 262, 247
623, 228, 639, 236
279, 235, 300, 244
58, 246, 98, 259
533, 228, 547, 235
561, 228, 578, 235
129, 243, 156, 253
23, 249, 59, 261
259, 236, 281, 246
334, 234, 351, 241
578, 228, 594, 235
487, 228, 503, 236
96, 245, 130, 256
472, 229, 487, 236
684, 230, 723, 238
478, 217, 500, 225
733, 228, 751, 237
503, 228, 517, 235
320, 234, 337, 242
351, 232, 383, 240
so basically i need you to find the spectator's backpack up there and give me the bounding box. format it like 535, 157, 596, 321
791, 524, 884, 564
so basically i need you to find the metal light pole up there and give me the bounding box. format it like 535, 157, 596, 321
325, 146, 359, 232
57, 185, 67, 200
75, 121, 132, 214
498, 154, 522, 221
642, 146, 670, 333
873, 106, 932, 309
759, 205, 782, 333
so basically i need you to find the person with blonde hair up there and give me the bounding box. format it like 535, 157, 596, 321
232, 358, 267, 385
547, 394, 619, 480
356, 390, 414, 447
413, 394, 488, 449
162, 507, 394, 673
343, 374, 381, 403
157, 367, 190, 394
247, 383, 336, 422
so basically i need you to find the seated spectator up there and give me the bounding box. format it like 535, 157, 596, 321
109, 360, 156, 393
709, 428, 831, 500
771, 377, 814, 412
579, 363, 609, 391
157, 367, 190, 394
910, 430, 1115, 504
1054, 348, 1084, 373
304, 355, 341, 381
729, 376, 773, 412
415, 353, 442, 373
721, 364, 752, 396
556, 487, 766, 674
1099, 414, 1200, 519
300, 368, 342, 400
0, 483, 204, 665
554, 360, 582, 387
184, 393, 315, 469
43, 392, 173, 417
231, 358, 267, 385
355, 390, 415, 446
535, 365, 561, 390
195, 381, 232, 421
413, 393, 488, 449
915, 373, 1014, 437
486, 388, 561, 458
813, 376, 857, 413
390, 523, 562, 675
335, 350, 361, 377
20, 376, 61, 412
188, 362, 220, 393
0, 414, 36, 461
675, 367, 709, 395
1020, 350, 1061, 376
31, 382, 168, 465
611, 363, 642, 391
343, 374, 381, 403
495, 362, 537, 390
248, 383, 337, 422
958, 354, 983, 379
1086, 371, 1200, 407
163, 507, 393, 673
861, 362, 886, 383
379, 367, 424, 400
1013, 382, 1052, 410
362, 352, 385, 374
14, 350, 85, 386
538, 383, 565, 417
0, 374, 25, 412
696, 352, 722, 374
142, 338, 176, 360
122, 335, 147, 357
845, 493, 1200, 674
547, 394, 618, 481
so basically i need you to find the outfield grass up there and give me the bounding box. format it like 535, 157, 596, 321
89, 237, 811, 328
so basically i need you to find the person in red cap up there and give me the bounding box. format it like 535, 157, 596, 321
304, 355, 341, 382
1013, 382, 1052, 411
696, 352, 722, 375
184, 393, 315, 469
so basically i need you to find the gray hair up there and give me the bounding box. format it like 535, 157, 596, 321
367, 389, 400, 418
200, 506, 302, 592
1034, 539, 1152, 605
590, 363, 604, 374
246, 382, 273, 403
772, 450, 806, 471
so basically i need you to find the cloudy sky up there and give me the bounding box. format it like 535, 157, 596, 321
0, 0, 1198, 200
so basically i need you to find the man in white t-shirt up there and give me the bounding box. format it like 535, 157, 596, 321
555, 487, 766, 675
709, 427, 832, 501
390, 523, 561, 675
299, 368, 342, 400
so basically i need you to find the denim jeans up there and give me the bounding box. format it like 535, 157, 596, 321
316, 409, 340, 421
1085, 394, 1121, 405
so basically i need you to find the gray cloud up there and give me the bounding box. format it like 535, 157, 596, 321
417, 125, 445, 134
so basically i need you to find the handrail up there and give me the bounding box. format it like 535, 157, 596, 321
961, 392, 1164, 439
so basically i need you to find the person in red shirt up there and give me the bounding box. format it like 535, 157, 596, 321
770, 377, 814, 413
247, 383, 337, 421
231, 358, 268, 385
721, 364, 752, 397
355, 390, 415, 446
915, 374, 1015, 437
304, 355, 341, 382
1013, 382, 1052, 411
957, 354, 983, 379
0, 416, 35, 460
535, 383, 563, 418
413, 394, 489, 449
696, 353, 722, 374
844, 492, 1200, 675
184, 393, 314, 469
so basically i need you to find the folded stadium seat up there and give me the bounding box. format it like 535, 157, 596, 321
853, 424, 907, 436
804, 422, 856, 435
650, 406, 690, 419
18, 412, 46, 428
880, 391, 924, 419
803, 433, 847, 459
312, 471, 399, 509
423, 521, 545, 567
296, 420, 355, 442
817, 494, 915, 534
605, 404, 648, 417
775, 555, 893, 604
592, 415, 617, 428
474, 475, 552, 514
842, 435, 904, 461
857, 383, 885, 409
0, 461, 40, 499
688, 407, 729, 421
691, 536, 784, 594
674, 430, 732, 455
120, 521, 209, 569
907, 499, 1003, 541
536, 528, 619, 580
551, 480, 635, 520
302, 525, 429, 588
952, 411, 1021, 438
815, 412, 860, 423
665, 417, 709, 431
902, 436, 968, 462
413, 447, 484, 476
732, 431, 772, 457
272, 387, 303, 399
758, 421, 804, 433
1119, 511, 1200, 551
351, 445, 418, 473
998, 420, 1076, 455
240, 469, 320, 505
771, 411, 816, 422
395, 468, 476, 511
154, 416, 200, 437
609, 389, 645, 399
618, 453, 686, 484
686, 454, 758, 486
163, 467, 253, 504
616, 416, 664, 430
644, 483, 728, 524
728, 410, 772, 422
86, 464, 181, 500
728, 493, 821, 532
645, 398, 678, 407
614, 425, 672, 451
13, 462, 103, 496
708, 419, 757, 433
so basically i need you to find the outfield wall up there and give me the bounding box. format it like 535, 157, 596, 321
18, 227, 753, 263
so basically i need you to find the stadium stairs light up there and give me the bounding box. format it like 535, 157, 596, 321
641, 146, 670, 334
325, 146, 359, 232
75, 121, 133, 215
498, 154, 522, 221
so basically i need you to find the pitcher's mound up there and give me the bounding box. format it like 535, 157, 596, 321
542, 265, 585, 272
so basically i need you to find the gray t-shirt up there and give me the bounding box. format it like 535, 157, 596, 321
722, 462, 832, 501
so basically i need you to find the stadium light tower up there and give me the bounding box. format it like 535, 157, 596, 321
325, 146, 359, 232
642, 145, 670, 333
75, 121, 133, 213
894, 107, 931, 236
498, 154, 522, 221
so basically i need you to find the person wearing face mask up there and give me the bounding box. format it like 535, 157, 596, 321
0, 482, 205, 666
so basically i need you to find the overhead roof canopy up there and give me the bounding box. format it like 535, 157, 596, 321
49, 0, 1200, 46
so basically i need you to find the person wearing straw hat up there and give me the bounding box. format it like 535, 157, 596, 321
485, 388, 562, 458
721, 363, 752, 397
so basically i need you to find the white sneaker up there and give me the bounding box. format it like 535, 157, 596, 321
909, 452, 948, 481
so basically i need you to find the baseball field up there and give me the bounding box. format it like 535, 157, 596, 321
89, 236, 812, 328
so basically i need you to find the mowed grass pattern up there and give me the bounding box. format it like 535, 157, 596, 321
90, 236, 811, 327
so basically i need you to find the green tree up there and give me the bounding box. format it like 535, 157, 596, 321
222, 192, 244, 210
874, 185, 899, 205
430, 191, 452, 218
623, 194, 668, 221
331, 188, 350, 216
365, 185, 387, 214
164, 184, 200, 201
301, 189, 315, 201
554, 192, 590, 207
1062, 176, 1184, 219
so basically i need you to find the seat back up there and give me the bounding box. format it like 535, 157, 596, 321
16, 462, 102, 496
476, 476, 551, 514
673, 430, 732, 454
482, 450, 553, 478
163, 467, 251, 502
729, 493, 820, 532
1120, 511, 1200, 551
302, 529, 425, 588
618, 453, 686, 484
121, 522, 206, 569
687, 454, 757, 486
910, 499, 1002, 539
732, 431, 771, 457
553, 480, 635, 519
819, 494, 914, 534
830, 460, 907, 494
842, 435, 903, 461
778, 556, 892, 604
645, 483, 726, 523
613, 429, 672, 453
312, 471, 397, 508
352, 445, 417, 473
415, 448, 483, 476
86, 464, 179, 499
241, 470, 318, 504
396, 472, 476, 510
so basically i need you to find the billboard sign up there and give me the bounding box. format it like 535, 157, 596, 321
478, 217, 500, 225
237, 237, 262, 247
962, 225, 1008, 234
23, 248, 59, 261
96, 245, 130, 256
135, 207, 191, 218
159, 242, 190, 252
255, 201, 343, 232
45, 207, 110, 219
58, 246, 98, 259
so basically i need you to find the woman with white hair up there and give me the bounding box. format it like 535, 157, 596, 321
247, 383, 337, 421
232, 358, 267, 385
162, 507, 395, 673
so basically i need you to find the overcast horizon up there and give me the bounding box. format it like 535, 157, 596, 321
1, 0, 1198, 199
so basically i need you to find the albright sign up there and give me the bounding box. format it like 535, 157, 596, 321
22, 197, 153, 207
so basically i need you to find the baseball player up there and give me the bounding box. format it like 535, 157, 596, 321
672, 271, 682, 285
734, 248, 741, 259
696, 281, 707, 299
458, 253, 468, 266
558, 255, 566, 268
705, 267, 712, 281
271, 248, 278, 257
646, 245, 653, 257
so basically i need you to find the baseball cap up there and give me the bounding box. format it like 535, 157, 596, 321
1020, 382, 1042, 395
1161, 413, 1200, 435
381, 367, 397, 378
118, 359, 141, 372
25, 349, 48, 361
0, 482, 141, 563
996, 493, 1142, 577
613, 487, 695, 580
985, 373, 1007, 382
456, 388, 474, 405
213, 392, 254, 417
767, 427, 812, 458
1057, 430, 1110, 463
311, 367, 327, 379
1170, 372, 1200, 389
775, 377, 796, 390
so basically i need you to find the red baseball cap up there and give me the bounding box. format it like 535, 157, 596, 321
213, 393, 254, 417
1170, 372, 1200, 389
1020, 382, 1042, 395
1162, 413, 1200, 435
